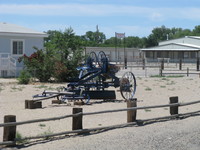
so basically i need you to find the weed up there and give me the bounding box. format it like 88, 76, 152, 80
150, 75, 184, 78
46, 86, 56, 91
166, 75, 184, 78
144, 109, 151, 112
56, 86, 65, 91
150, 75, 163, 78
15, 131, 29, 144
39, 123, 46, 128
160, 85, 166, 88
39, 128, 54, 140
168, 88, 176, 91
187, 78, 194, 80
34, 85, 48, 89
34, 85, 56, 91
161, 78, 170, 81
166, 81, 176, 85
10, 85, 25, 92
145, 87, 152, 91
0, 85, 4, 92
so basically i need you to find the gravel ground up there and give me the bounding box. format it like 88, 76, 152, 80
1, 67, 200, 150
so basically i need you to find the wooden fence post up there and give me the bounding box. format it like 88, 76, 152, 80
187, 68, 189, 77
72, 108, 83, 130
179, 59, 182, 70
127, 98, 137, 122
3, 115, 16, 146
197, 58, 199, 71
25, 100, 42, 109
161, 58, 164, 70
142, 58, 145, 70
169, 96, 179, 115
160, 67, 163, 76
124, 57, 127, 69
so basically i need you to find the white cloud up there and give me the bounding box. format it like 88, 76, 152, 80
0, 4, 150, 16
0, 3, 199, 21
150, 12, 164, 21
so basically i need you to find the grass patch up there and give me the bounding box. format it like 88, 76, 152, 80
166, 81, 176, 85
144, 109, 151, 112
34, 84, 48, 89
166, 75, 184, 78
10, 85, 25, 92
150, 75, 184, 78
150, 75, 163, 78
160, 85, 166, 88
38, 128, 54, 140
145, 87, 152, 91
15, 131, 29, 144
161, 78, 169, 81
0, 85, 4, 92
34, 85, 57, 91
39, 123, 46, 128
168, 88, 176, 91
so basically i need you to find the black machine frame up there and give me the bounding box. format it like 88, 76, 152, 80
33, 51, 136, 103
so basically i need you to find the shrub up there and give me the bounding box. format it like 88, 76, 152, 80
18, 28, 85, 82
19, 48, 55, 82
18, 70, 31, 84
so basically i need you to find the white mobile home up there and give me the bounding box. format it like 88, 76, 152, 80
141, 36, 200, 63
0, 22, 48, 77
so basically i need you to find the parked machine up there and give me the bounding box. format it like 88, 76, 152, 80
33, 51, 136, 103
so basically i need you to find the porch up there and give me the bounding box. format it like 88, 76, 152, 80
0, 53, 18, 77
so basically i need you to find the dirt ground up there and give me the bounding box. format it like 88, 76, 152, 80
0, 69, 200, 150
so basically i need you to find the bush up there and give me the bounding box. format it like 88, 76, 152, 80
18, 28, 85, 82
18, 70, 31, 84
19, 48, 55, 82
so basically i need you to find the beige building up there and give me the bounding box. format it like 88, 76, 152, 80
86, 47, 140, 62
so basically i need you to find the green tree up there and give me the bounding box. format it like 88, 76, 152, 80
125, 36, 145, 48
45, 28, 85, 81
19, 28, 85, 82
192, 25, 200, 36
84, 30, 106, 46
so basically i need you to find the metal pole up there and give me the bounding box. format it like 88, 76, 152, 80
115, 32, 117, 64
124, 33, 127, 69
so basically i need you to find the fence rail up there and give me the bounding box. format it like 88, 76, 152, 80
1, 97, 200, 146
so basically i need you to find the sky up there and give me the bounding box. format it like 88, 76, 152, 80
0, 0, 200, 38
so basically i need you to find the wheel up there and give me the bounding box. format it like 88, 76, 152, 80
89, 52, 98, 67
120, 72, 136, 100
98, 51, 107, 68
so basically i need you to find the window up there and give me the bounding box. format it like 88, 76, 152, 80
12, 40, 24, 55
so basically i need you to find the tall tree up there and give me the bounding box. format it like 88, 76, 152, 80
44, 28, 85, 81
192, 25, 200, 36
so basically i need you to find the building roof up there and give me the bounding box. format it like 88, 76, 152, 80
159, 36, 200, 46
186, 36, 200, 40
86, 47, 139, 52
141, 43, 200, 51
0, 22, 48, 37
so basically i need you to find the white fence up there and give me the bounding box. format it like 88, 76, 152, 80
0, 53, 17, 77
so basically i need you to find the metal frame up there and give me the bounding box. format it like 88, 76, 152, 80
33, 51, 136, 103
